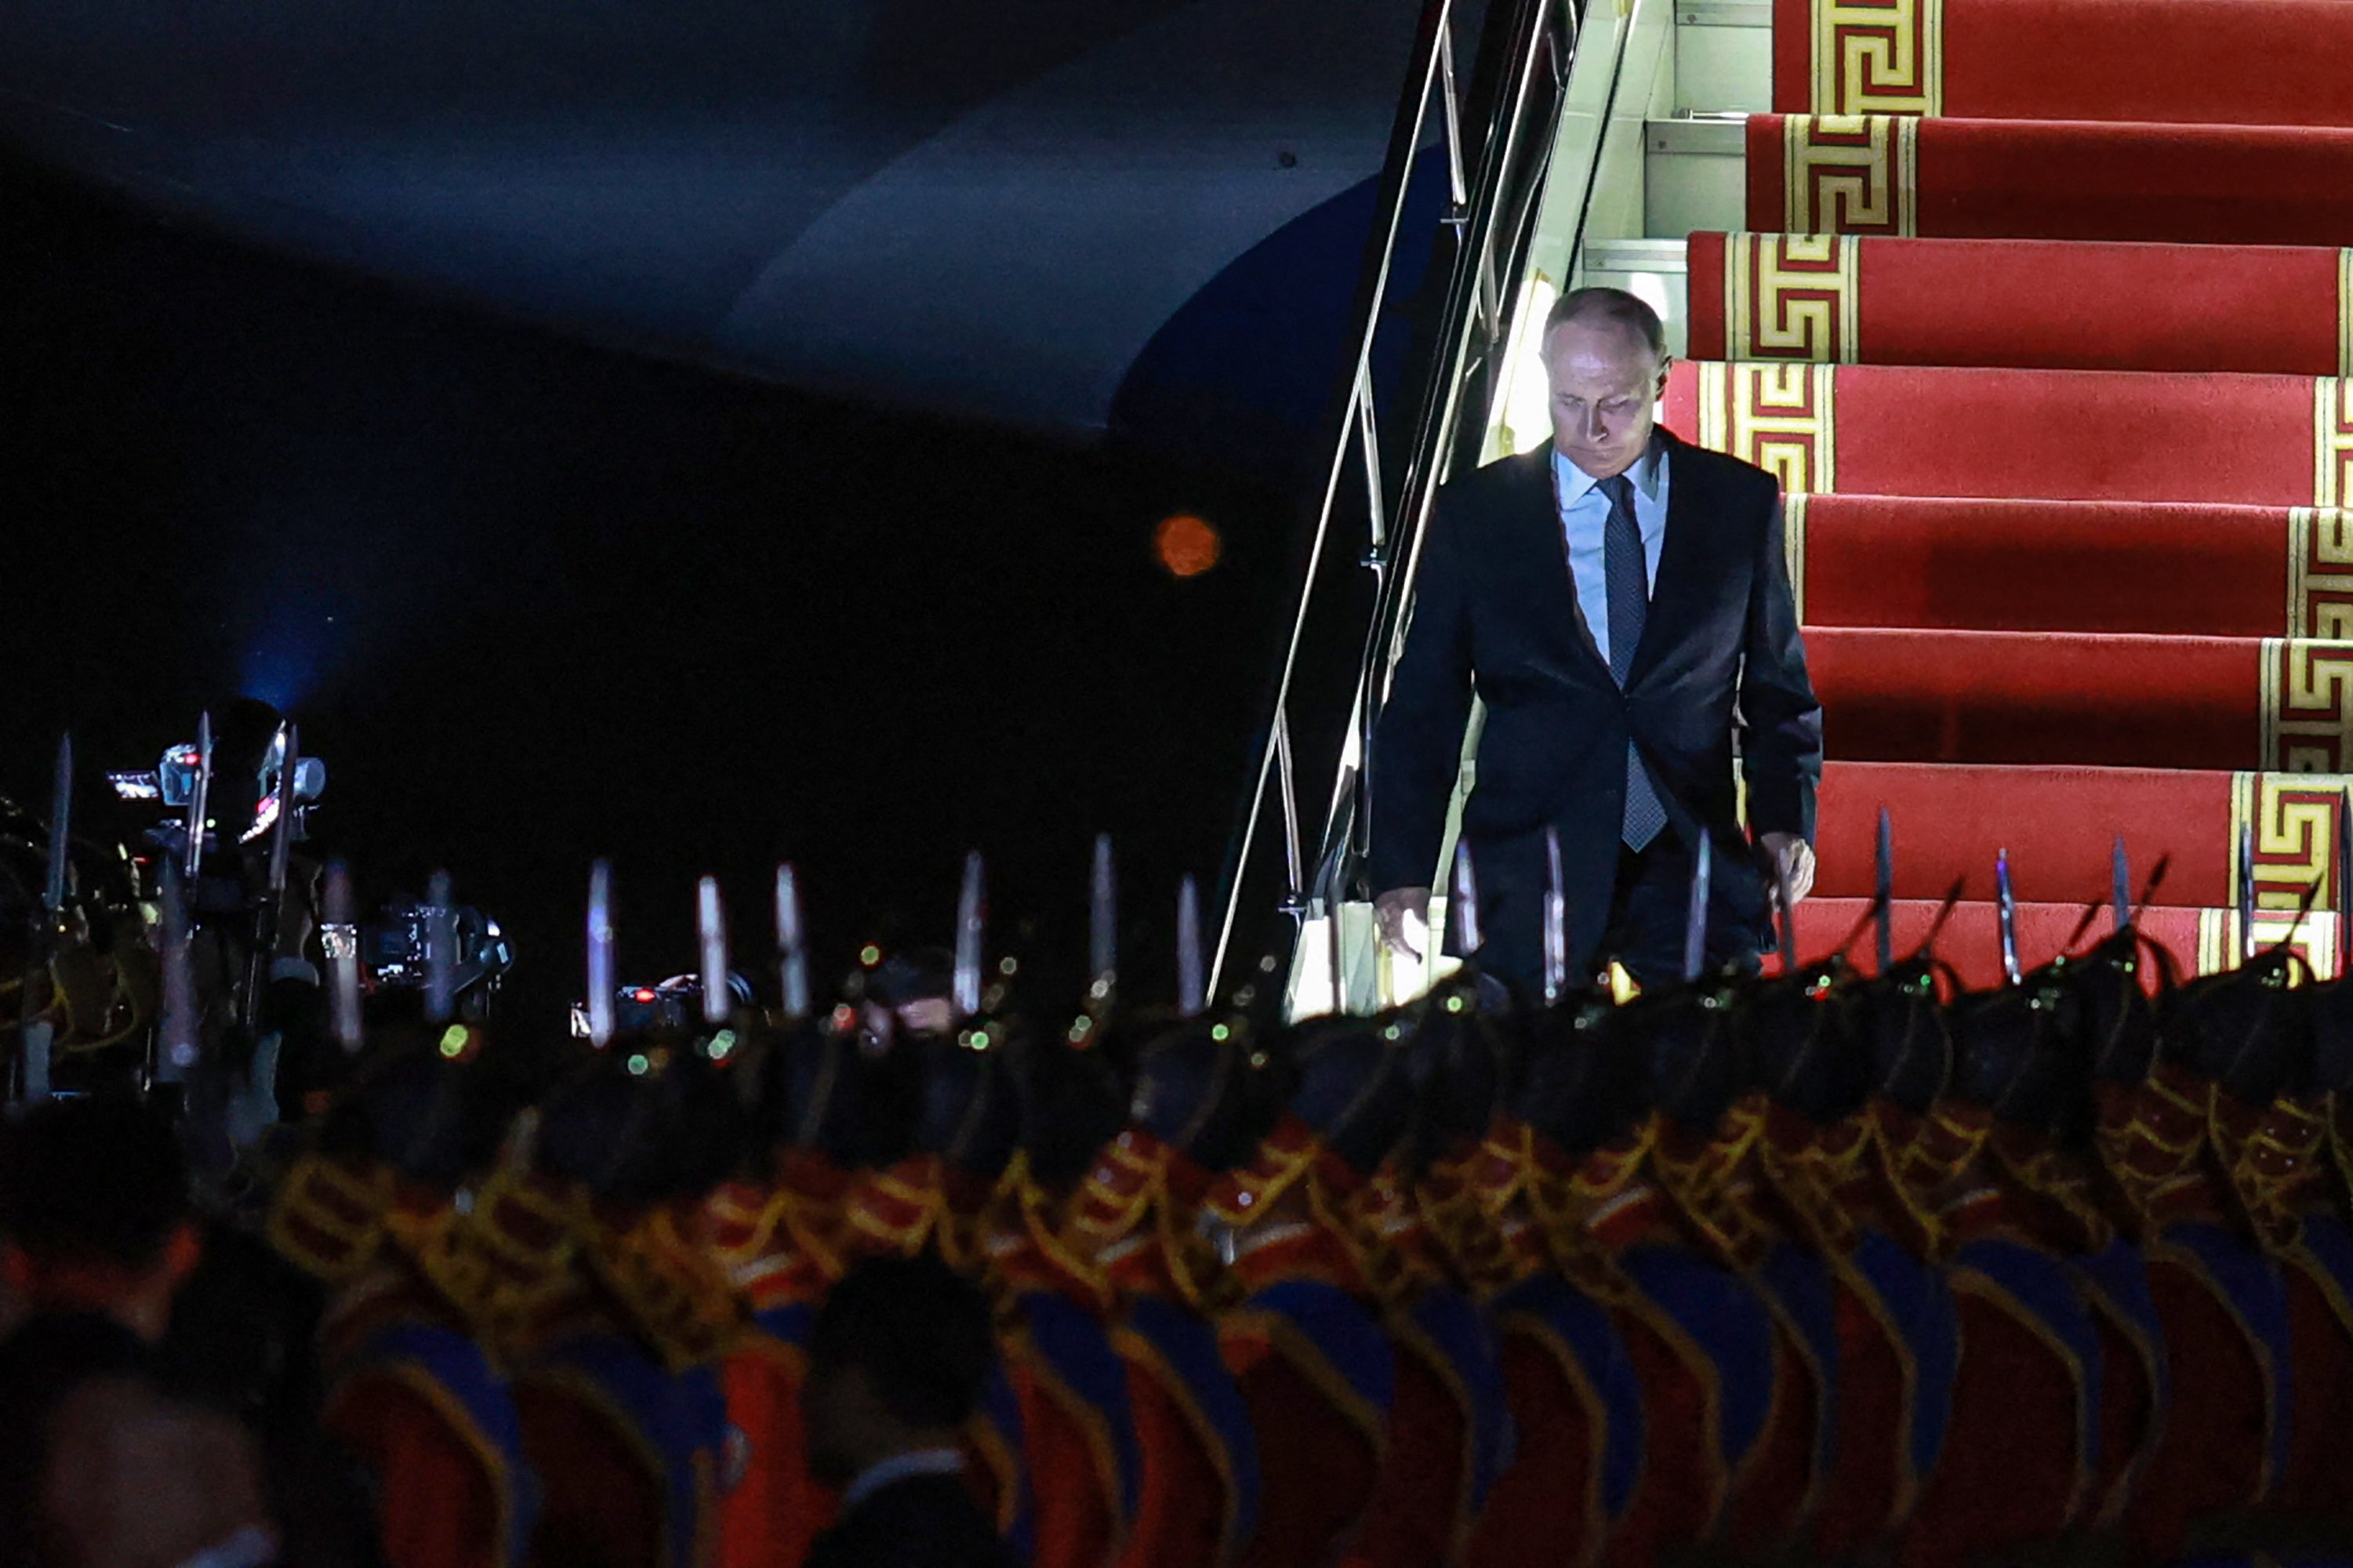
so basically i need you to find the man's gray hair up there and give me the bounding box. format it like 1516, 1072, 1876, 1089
1544, 285, 1668, 363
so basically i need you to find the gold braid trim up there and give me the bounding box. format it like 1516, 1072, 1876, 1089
381, 1202, 504, 1328
468, 1168, 586, 1348
1072, 1130, 1228, 1312
2097, 1073, 2212, 1232
1986, 1134, 2114, 1254
1758, 1116, 1869, 1256
1652, 1098, 1774, 1269
992, 1151, 1113, 1310
267, 1154, 395, 1284
1872, 1102, 1989, 1261
580, 1207, 746, 1373
2214, 1095, 2329, 1252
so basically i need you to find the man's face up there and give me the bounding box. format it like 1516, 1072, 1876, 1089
1543, 318, 1669, 481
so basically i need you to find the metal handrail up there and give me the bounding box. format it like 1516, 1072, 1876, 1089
1209, 0, 1583, 1002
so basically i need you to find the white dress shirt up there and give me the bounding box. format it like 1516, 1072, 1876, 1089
1552, 437, 1670, 669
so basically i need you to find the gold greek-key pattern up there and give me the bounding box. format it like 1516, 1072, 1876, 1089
2260, 637, 2353, 773
1810, 0, 1944, 115
1781, 492, 1810, 622
2229, 770, 2350, 913
1727, 234, 1861, 363
2287, 508, 2353, 640
2339, 250, 2352, 378
1783, 115, 1919, 238
2198, 909, 2338, 978
2319, 378, 2353, 508
1693, 363, 1838, 495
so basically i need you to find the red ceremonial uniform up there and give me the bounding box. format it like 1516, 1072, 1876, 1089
1206, 1117, 1395, 1568
1073, 1127, 1260, 1568
707, 1152, 855, 1568
270, 1155, 530, 1568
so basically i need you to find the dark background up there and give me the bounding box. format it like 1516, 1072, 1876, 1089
0, 144, 1309, 1025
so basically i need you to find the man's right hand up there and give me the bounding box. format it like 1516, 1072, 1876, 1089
1374, 887, 1432, 961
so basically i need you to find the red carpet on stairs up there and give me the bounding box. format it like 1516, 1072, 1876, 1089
1661, 361, 2352, 506
1808, 628, 2353, 773
1670, 0, 2353, 982
1792, 498, 2328, 637
1686, 232, 2353, 376
1811, 760, 2348, 913
1774, 0, 2353, 126
1747, 114, 2353, 246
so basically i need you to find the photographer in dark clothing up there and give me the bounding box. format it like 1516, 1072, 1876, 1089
801, 1254, 1022, 1568
0, 1093, 275, 1566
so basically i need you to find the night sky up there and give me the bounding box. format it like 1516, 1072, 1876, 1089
0, 144, 1313, 1024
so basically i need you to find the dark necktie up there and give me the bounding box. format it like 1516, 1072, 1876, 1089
1600, 474, 1667, 851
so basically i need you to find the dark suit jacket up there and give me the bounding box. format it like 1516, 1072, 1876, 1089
804, 1472, 1023, 1568
1367, 430, 1821, 979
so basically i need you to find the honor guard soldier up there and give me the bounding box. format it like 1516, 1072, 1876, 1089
490, 1046, 744, 1568
710, 1003, 881, 1568
1198, 1011, 1396, 1568
1341, 993, 1515, 1568
267, 1035, 539, 1568
830, 873, 1040, 1563
1899, 953, 2112, 1568
2205, 956, 2353, 1530
1070, 1007, 1267, 1568
2289, 954, 2353, 1526
1589, 975, 1798, 1568
980, 1027, 1146, 1568
1463, 983, 1648, 1568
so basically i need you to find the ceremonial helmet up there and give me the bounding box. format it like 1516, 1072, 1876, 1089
1742, 954, 1871, 1127
2160, 943, 2311, 1112
1512, 989, 1652, 1162
536, 1044, 746, 1207
1281, 1010, 1422, 1179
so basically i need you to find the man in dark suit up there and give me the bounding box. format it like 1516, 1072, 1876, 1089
801, 1253, 1022, 1568
1370, 286, 1821, 990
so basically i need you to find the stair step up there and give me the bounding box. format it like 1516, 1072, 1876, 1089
1750, 114, 2353, 246
1809, 628, 2353, 773
1687, 231, 2351, 377
1662, 360, 2347, 507
1788, 496, 2315, 639
1814, 760, 2347, 911
1774, 0, 2353, 127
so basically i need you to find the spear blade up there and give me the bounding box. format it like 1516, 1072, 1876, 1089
586, 860, 616, 1047
157, 858, 198, 1082
1451, 839, 1483, 960
2239, 819, 2257, 965
1996, 849, 2021, 985
1090, 834, 1117, 1002
322, 858, 363, 1054
42, 734, 72, 916
264, 725, 300, 902
2112, 835, 2131, 935
1874, 807, 1894, 974
1541, 826, 1567, 1004
774, 863, 810, 1022
953, 851, 986, 1018
423, 869, 456, 1025
1178, 875, 1205, 1017
698, 875, 731, 1026
240, 724, 302, 1032
1682, 832, 1712, 985
183, 712, 213, 883
1772, 843, 1799, 975
2340, 789, 2351, 975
